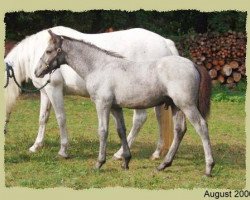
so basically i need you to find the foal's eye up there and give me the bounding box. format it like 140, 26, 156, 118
46, 50, 52, 54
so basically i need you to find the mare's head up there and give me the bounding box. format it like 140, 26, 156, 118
35, 30, 65, 78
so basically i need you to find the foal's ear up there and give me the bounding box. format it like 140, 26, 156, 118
48, 30, 58, 43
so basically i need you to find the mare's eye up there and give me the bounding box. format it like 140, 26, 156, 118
46, 50, 52, 54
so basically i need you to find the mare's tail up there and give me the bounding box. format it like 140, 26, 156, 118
195, 64, 212, 119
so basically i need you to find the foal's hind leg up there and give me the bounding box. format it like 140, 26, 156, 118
113, 109, 146, 160
157, 106, 186, 170
182, 106, 214, 176
29, 91, 51, 153
111, 108, 131, 169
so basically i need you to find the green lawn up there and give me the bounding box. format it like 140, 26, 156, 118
5, 93, 246, 189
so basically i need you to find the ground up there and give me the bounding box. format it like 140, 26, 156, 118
5, 94, 245, 189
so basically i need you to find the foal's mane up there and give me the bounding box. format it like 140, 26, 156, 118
59, 35, 125, 59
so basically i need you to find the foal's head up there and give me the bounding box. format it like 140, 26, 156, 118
35, 30, 65, 78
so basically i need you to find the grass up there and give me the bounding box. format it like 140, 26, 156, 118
5, 83, 246, 189
212, 80, 246, 103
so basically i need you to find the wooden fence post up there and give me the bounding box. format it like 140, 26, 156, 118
160, 105, 173, 156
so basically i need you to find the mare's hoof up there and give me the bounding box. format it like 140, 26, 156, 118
29, 147, 37, 154
29, 144, 42, 153
113, 154, 123, 161
150, 155, 160, 160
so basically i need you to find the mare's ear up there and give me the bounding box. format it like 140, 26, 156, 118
48, 30, 59, 43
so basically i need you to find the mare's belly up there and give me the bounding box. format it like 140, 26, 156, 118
60, 65, 90, 97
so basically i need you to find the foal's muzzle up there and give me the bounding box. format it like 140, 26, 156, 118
35, 63, 50, 78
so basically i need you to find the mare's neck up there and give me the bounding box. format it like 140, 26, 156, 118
5, 46, 28, 83
62, 39, 119, 79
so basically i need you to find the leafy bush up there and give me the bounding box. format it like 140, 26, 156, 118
5, 10, 247, 41
212, 79, 246, 102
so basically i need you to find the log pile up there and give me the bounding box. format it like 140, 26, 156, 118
177, 31, 246, 87
5, 40, 17, 57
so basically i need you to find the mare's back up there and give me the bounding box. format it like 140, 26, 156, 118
51, 26, 172, 61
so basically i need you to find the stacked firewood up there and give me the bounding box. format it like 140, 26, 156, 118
177, 31, 246, 86
5, 40, 17, 57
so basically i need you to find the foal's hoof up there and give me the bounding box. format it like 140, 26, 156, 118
121, 162, 129, 170
58, 152, 70, 159
156, 162, 172, 171
205, 161, 215, 177
95, 160, 106, 169
205, 173, 213, 177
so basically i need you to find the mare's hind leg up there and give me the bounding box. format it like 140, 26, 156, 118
151, 105, 166, 160
157, 106, 186, 170
111, 108, 131, 169
29, 91, 51, 153
113, 109, 146, 160
182, 106, 214, 176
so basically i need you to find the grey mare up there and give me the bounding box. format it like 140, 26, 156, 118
4, 26, 178, 160
35, 31, 215, 176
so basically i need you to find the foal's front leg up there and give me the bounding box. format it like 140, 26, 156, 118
95, 100, 111, 169
111, 108, 131, 169
113, 109, 146, 160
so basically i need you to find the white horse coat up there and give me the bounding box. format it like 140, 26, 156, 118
34, 32, 214, 175
5, 26, 179, 158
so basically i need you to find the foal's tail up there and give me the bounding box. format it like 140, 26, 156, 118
195, 64, 212, 120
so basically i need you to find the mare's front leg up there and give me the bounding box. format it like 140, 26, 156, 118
4, 112, 11, 134
95, 100, 111, 169
29, 91, 51, 153
45, 84, 69, 158
113, 109, 147, 160
111, 108, 131, 169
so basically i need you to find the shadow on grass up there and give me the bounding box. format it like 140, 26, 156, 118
6, 138, 245, 171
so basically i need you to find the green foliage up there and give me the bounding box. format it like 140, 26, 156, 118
212, 80, 246, 102
5, 10, 247, 41
207, 11, 247, 33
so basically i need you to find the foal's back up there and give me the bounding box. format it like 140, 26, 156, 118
89, 55, 200, 109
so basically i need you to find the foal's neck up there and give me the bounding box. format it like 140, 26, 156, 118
62, 39, 119, 79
